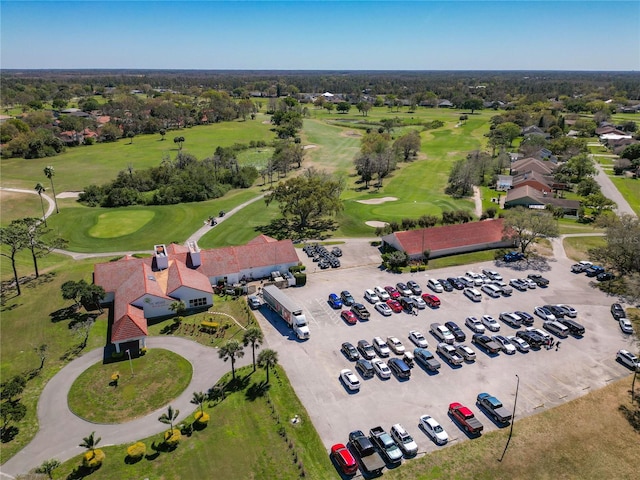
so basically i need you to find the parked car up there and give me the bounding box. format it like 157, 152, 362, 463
556, 304, 577, 318
571, 260, 592, 273
444, 321, 466, 342
544, 320, 569, 338
388, 357, 412, 379
330, 443, 358, 476
351, 303, 371, 320
410, 295, 427, 309
355, 358, 375, 378
558, 317, 585, 336
373, 336, 391, 357
447, 277, 465, 290
387, 336, 406, 354
482, 269, 503, 281
419, 415, 449, 445
456, 344, 476, 362
247, 295, 261, 310
534, 306, 556, 321
585, 265, 605, 277
492, 335, 516, 354
409, 330, 429, 348
430, 323, 455, 344
328, 293, 343, 309
620, 318, 634, 334
341, 342, 360, 361
340, 290, 355, 306
491, 280, 513, 296
437, 342, 464, 365
372, 359, 391, 379
521, 277, 537, 289
597, 271, 614, 281
472, 334, 501, 354
422, 293, 441, 308
509, 278, 528, 291
616, 349, 640, 371
514, 310, 535, 326
340, 369, 361, 391
390, 424, 418, 456
465, 316, 486, 334
386, 298, 403, 313
407, 280, 422, 295
458, 276, 474, 287
396, 282, 413, 296
526, 327, 552, 343
375, 302, 393, 316
414, 348, 441, 371
331, 246, 342, 257
481, 284, 502, 298
357, 340, 376, 360
611, 303, 626, 320
374, 285, 390, 301
427, 278, 444, 293
504, 251, 524, 262
364, 289, 380, 304
506, 335, 530, 353
543, 304, 566, 318
499, 312, 522, 328
481, 315, 501, 332
516, 330, 544, 349
385, 285, 401, 299
464, 288, 482, 302
341, 310, 357, 325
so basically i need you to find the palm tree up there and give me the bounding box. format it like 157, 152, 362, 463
257, 349, 279, 384
169, 300, 186, 317
43, 166, 59, 214
242, 327, 264, 371
158, 405, 180, 433
218, 339, 244, 380
190, 391, 206, 415
34, 183, 47, 226
79, 431, 101, 454
36, 459, 60, 479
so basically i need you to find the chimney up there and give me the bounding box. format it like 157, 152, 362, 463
188, 241, 201, 267
154, 244, 169, 270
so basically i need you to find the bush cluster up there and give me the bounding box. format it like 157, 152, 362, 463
82, 449, 105, 468
164, 428, 182, 448
126, 442, 146, 460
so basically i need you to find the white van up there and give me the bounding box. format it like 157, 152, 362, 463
427, 279, 444, 293
543, 320, 569, 338
481, 284, 502, 298
464, 288, 482, 302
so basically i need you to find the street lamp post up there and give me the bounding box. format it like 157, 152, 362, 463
126, 349, 134, 376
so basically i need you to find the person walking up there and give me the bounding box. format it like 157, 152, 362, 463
556, 341, 561, 351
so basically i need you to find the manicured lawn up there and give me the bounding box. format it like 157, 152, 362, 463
53, 366, 335, 480
562, 236, 607, 262
610, 176, 640, 216
0, 190, 45, 225
426, 250, 498, 269
557, 218, 604, 235
68, 349, 192, 423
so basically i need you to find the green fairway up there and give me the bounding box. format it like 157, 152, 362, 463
68, 349, 192, 424
0, 190, 46, 225
88, 210, 156, 238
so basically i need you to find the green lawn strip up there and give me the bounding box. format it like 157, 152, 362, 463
562, 236, 607, 262
0, 258, 107, 461
386, 377, 638, 480
67, 349, 192, 424
609, 176, 640, 215
0, 116, 274, 192
425, 250, 498, 269
52, 366, 335, 480
0, 190, 45, 225
556, 218, 604, 235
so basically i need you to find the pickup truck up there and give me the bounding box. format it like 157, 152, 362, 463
527, 273, 549, 287
476, 392, 512, 424
449, 402, 484, 435
348, 430, 385, 475
369, 426, 403, 465
414, 347, 442, 371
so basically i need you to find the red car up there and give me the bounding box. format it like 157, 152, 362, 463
341, 310, 357, 325
386, 299, 402, 313
422, 293, 441, 308
384, 285, 401, 299
331, 443, 358, 475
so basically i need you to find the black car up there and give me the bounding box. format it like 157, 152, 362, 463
407, 280, 422, 295
355, 358, 375, 378
471, 334, 501, 354
444, 321, 466, 342
438, 279, 454, 292
514, 311, 535, 326
558, 318, 585, 336
351, 303, 370, 320
388, 358, 411, 379
585, 265, 604, 277
331, 246, 343, 257
544, 304, 566, 318
516, 330, 544, 348
611, 303, 626, 320
597, 272, 614, 281
357, 340, 376, 360
527, 273, 549, 287
446, 277, 465, 290
340, 290, 355, 306
341, 342, 360, 361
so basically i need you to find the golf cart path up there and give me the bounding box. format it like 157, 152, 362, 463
0, 337, 250, 478
0, 187, 56, 218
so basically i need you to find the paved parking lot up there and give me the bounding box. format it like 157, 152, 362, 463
254, 243, 636, 458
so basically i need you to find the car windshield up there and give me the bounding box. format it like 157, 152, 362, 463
434, 425, 443, 433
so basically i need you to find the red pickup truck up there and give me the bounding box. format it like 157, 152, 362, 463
449, 402, 484, 435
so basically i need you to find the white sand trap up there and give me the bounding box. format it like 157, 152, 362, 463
57, 191, 82, 198
303, 144, 317, 149
357, 196, 398, 205
366, 221, 389, 228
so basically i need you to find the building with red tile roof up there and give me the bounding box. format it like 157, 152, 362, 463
381, 219, 513, 260
94, 236, 299, 352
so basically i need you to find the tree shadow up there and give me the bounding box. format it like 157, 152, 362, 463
50, 305, 80, 323
257, 217, 338, 241
0, 425, 19, 443
65, 465, 95, 480
224, 374, 251, 393
619, 393, 640, 432
245, 380, 271, 401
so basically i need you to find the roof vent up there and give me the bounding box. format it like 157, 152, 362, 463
154, 244, 169, 270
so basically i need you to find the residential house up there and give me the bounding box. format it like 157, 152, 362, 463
522, 125, 551, 139
512, 171, 553, 194
510, 157, 555, 176
496, 175, 513, 191
438, 100, 453, 108
504, 185, 579, 216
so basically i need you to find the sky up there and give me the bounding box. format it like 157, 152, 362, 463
1, 1, 639, 71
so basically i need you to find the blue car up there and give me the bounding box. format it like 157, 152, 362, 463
328, 293, 343, 309
504, 251, 524, 262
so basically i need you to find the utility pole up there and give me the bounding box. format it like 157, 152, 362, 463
498, 374, 519, 462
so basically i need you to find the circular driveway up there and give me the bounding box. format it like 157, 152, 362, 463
0, 337, 249, 478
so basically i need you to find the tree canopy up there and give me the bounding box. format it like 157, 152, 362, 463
502, 207, 559, 255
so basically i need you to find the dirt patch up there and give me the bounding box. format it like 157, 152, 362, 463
357, 197, 398, 205
340, 130, 362, 138
303, 144, 317, 149
365, 221, 388, 228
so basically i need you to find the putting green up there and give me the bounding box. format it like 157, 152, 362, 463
88, 210, 155, 238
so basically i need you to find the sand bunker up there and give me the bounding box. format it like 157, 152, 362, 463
357, 196, 398, 205
57, 191, 82, 198
303, 144, 317, 149
365, 221, 389, 228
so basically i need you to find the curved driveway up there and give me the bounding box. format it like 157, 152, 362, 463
593, 161, 637, 217
0, 337, 250, 478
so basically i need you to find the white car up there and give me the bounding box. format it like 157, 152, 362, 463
340, 369, 361, 391
408, 330, 428, 348
372, 359, 391, 379
616, 349, 640, 371
556, 304, 577, 318
373, 336, 390, 357
375, 302, 392, 316
522, 277, 537, 289
455, 344, 476, 362
427, 279, 444, 293
482, 269, 503, 281
410, 295, 427, 309
364, 289, 380, 304
374, 286, 390, 301
619, 318, 634, 334
534, 306, 556, 321
507, 335, 530, 353
430, 323, 455, 344
465, 316, 485, 334
465, 271, 483, 286
419, 415, 449, 445
481, 315, 501, 332
386, 336, 405, 354
492, 335, 516, 354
